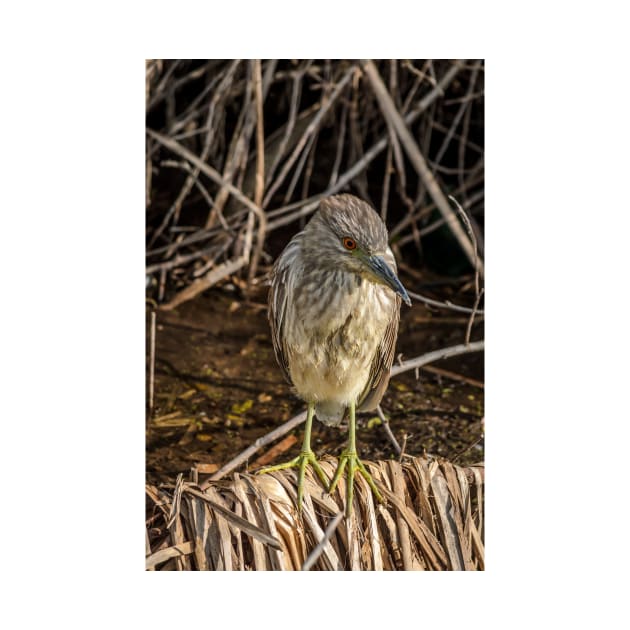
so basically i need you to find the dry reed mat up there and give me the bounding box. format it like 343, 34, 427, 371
146, 456, 484, 571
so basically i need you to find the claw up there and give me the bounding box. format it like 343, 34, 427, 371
258, 450, 329, 511
328, 450, 383, 517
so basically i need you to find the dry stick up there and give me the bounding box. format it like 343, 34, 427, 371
247, 59, 267, 285
400, 188, 484, 245
458, 76, 476, 196
377, 404, 402, 456
385, 61, 407, 197
398, 434, 409, 462
202, 411, 307, 485
148, 310, 157, 417
390, 164, 484, 239
433, 64, 480, 167
159, 159, 231, 232
262, 64, 355, 208
362, 60, 483, 278
301, 130, 319, 202
145, 138, 152, 208
266, 61, 309, 186
146, 244, 221, 274
465, 288, 484, 346
150, 60, 241, 246
347, 74, 371, 201
380, 144, 393, 221
160, 257, 249, 311
146, 129, 265, 309
265, 62, 464, 233
328, 100, 348, 188
207, 67, 255, 229
430, 121, 484, 157
206, 60, 277, 232
449, 194, 483, 344
169, 63, 228, 135
450, 195, 481, 297
391, 341, 484, 378
284, 130, 318, 205
420, 365, 484, 389
301, 511, 344, 571
407, 290, 484, 315
147, 223, 220, 257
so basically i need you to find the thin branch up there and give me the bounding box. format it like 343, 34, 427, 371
265, 61, 465, 232
147, 129, 265, 228
362, 59, 483, 277
147, 129, 266, 307
247, 59, 267, 284
203, 411, 307, 485
420, 365, 484, 389
301, 512, 344, 571
391, 341, 484, 377
263, 64, 356, 208
449, 194, 483, 343
148, 310, 157, 417
408, 290, 485, 315
377, 404, 402, 456
465, 288, 484, 346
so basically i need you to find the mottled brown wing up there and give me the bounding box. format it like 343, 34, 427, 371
268, 260, 294, 386
358, 294, 401, 412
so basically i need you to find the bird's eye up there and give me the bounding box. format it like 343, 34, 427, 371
342, 237, 357, 250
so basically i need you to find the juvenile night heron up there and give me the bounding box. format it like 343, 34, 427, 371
259, 194, 411, 516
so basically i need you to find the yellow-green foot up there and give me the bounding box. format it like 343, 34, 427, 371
257, 450, 329, 511
328, 450, 384, 517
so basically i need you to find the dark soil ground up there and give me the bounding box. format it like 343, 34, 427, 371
146, 274, 484, 487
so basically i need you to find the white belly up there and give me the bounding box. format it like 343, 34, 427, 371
285, 277, 393, 412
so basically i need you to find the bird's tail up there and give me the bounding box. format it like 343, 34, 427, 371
314, 401, 346, 427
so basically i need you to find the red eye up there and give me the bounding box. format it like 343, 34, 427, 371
343, 237, 357, 250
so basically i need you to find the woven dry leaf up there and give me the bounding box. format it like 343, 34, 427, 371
146, 455, 484, 571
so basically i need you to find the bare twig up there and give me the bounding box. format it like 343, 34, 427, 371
149, 60, 241, 246
449, 194, 483, 343
202, 411, 307, 485
147, 129, 266, 307
265, 62, 465, 232
263, 64, 356, 208
420, 365, 484, 389
391, 341, 484, 377
408, 290, 485, 315
328, 99, 348, 188
377, 404, 402, 456
465, 288, 484, 346
362, 60, 483, 277
266, 61, 310, 185
147, 130, 265, 229
301, 512, 344, 571
148, 310, 156, 417
433, 63, 480, 167
247, 59, 267, 285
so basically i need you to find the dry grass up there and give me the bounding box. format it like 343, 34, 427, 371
146, 455, 484, 570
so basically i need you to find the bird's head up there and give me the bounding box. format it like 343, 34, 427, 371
306, 194, 412, 306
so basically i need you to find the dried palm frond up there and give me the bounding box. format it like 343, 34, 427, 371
146, 456, 484, 570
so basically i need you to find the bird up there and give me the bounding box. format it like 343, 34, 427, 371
258, 193, 411, 516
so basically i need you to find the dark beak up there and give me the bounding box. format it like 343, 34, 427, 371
367, 255, 412, 306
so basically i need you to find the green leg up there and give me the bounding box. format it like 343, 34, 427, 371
257, 402, 329, 511
328, 400, 384, 517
